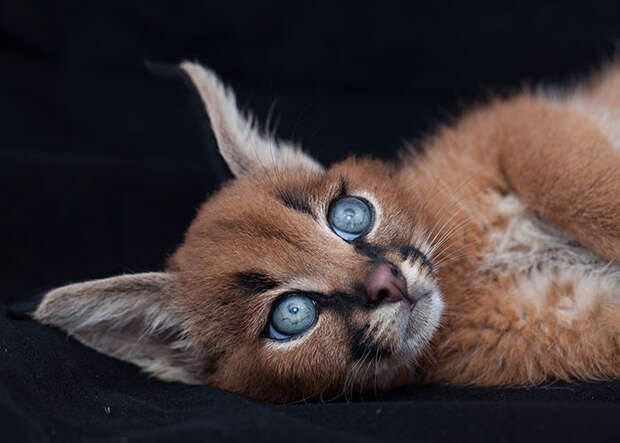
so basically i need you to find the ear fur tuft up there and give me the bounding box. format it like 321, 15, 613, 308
179, 61, 323, 177
34, 272, 205, 384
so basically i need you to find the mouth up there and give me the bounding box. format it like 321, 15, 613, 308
358, 261, 441, 363
406, 284, 434, 307
351, 284, 443, 391
402, 282, 422, 307
393, 270, 436, 310
400, 286, 418, 309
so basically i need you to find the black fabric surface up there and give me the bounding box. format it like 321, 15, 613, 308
1, 2, 619, 442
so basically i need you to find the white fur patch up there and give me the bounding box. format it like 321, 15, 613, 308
509, 266, 620, 324
480, 192, 620, 314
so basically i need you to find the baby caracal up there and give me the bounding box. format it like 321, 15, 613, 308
34, 62, 619, 402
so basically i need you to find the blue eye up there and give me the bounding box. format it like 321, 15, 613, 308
328, 197, 373, 240
268, 294, 317, 340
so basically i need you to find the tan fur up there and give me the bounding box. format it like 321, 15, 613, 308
34, 63, 620, 403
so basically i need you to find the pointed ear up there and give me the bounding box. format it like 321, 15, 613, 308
180, 61, 323, 177
34, 272, 204, 384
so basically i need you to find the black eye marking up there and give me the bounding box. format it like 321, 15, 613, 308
278, 189, 315, 219
291, 291, 391, 360
336, 176, 348, 200
318, 287, 367, 311
352, 240, 386, 261
349, 324, 391, 360
254, 222, 308, 252
399, 245, 434, 273
235, 272, 279, 296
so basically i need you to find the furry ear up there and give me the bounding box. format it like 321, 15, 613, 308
180, 61, 323, 177
33, 273, 204, 384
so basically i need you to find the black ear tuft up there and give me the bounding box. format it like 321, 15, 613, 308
7, 295, 44, 320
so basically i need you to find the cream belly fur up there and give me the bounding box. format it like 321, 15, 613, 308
428, 190, 620, 385
481, 191, 620, 314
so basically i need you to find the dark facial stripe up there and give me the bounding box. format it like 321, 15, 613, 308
297, 291, 391, 361
253, 222, 308, 252
335, 176, 348, 200
312, 287, 367, 312
352, 240, 386, 262
235, 272, 279, 296
349, 324, 391, 360
400, 245, 434, 273
278, 189, 315, 218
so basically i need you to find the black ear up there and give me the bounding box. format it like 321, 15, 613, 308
179, 61, 324, 177
34, 272, 204, 384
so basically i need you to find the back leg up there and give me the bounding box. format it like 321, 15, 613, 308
451, 94, 620, 264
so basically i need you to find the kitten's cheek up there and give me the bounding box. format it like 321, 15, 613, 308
260, 311, 350, 371
404, 289, 444, 345
430, 290, 445, 323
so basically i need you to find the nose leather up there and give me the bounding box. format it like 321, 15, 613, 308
365, 263, 410, 305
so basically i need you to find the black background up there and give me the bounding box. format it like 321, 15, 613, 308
1, 1, 619, 442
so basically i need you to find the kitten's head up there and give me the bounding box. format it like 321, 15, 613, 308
34, 63, 444, 402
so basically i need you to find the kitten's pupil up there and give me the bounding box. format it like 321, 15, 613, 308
344, 209, 355, 228
288, 305, 300, 314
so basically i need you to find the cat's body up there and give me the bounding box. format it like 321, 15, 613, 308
34, 62, 620, 402
403, 91, 620, 386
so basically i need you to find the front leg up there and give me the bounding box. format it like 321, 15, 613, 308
490, 97, 620, 263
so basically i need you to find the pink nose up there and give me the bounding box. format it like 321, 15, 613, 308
365, 263, 409, 304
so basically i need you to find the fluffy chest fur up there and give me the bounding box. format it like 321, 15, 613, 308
426, 188, 620, 385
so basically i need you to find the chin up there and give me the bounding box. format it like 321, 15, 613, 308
407, 289, 445, 349
370, 290, 445, 390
